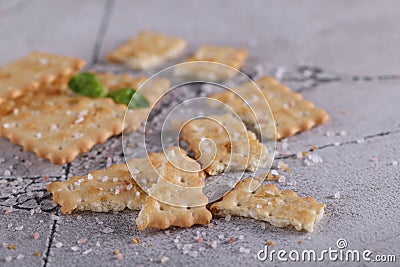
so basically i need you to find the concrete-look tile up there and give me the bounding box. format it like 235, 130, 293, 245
0, 138, 66, 178
0, 0, 106, 65
0, 210, 55, 266
103, 0, 400, 75
275, 80, 400, 155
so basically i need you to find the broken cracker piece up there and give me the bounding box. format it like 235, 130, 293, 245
107, 31, 187, 70
210, 178, 325, 232
95, 71, 170, 133
136, 147, 212, 230
210, 76, 329, 140
0, 90, 126, 165
180, 113, 271, 175
0, 52, 85, 104
174, 45, 248, 81
47, 153, 163, 214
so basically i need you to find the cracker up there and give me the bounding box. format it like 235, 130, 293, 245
136, 147, 212, 230
107, 31, 187, 70
210, 178, 325, 232
0, 52, 85, 104
94, 72, 170, 133
211, 76, 329, 139
47, 154, 163, 214
0, 89, 126, 165
180, 114, 271, 175
174, 45, 248, 81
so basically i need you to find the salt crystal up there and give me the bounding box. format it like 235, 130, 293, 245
392, 161, 398, 166
96, 242, 101, 247
74, 116, 84, 124
101, 227, 114, 234
356, 138, 364, 144
113, 177, 118, 182
114, 189, 120, 195
78, 178, 84, 183
3, 123, 10, 129
161, 256, 169, 263
339, 130, 347, 136
135, 191, 140, 196
334, 192, 341, 199
131, 168, 140, 174
225, 214, 231, 222
35, 133, 42, 139
239, 247, 251, 254
16, 254, 24, 260
271, 170, 279, 176
87, 173, 93, 180
5, 255, 12, 262
71, 246, 80, 251
77, 215, 82, 220
218, 234, 225, 240
210, 240, 218, 248
238, 235, 244, 240
102, 176, 108, 182
173, 239, 179, 244
83, 248, 93, 255
55, 242, 63, 248
15, 225, 23, 231
256, 204, 262, 209
296, 151, 303, 159
261, 223, 266, 230
74, 133, 84, 138
334, 142, 341, 146
325, 131, 334, 137
13, 109, 19, 115
127, 184, 133, 191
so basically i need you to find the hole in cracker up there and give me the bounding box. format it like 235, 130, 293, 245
159, 206, 164, 211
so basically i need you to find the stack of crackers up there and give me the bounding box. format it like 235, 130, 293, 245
1, 31, 329, 233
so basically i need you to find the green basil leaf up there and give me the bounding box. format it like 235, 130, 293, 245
107, 88, 150, 109
68, 72, 107, 98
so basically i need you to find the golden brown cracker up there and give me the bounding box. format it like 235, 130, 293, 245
47, 154, 164, 214
175, 45, 248, 81
136, 147, 212, 230
0, 90, 126, 165
0, 52, 85, 104
210, 178, 325, 232
107, 31, 187, 70
211, 76, 329, 140
180, 114, 271, 175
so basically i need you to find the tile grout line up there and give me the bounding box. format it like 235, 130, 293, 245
42, 163, 70, 267
90, 0, 115, 65
276, 127, 400, 160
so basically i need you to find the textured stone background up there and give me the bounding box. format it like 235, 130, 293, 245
0, 0, 399, 266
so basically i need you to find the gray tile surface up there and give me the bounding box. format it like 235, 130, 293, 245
0, 0, 399, 266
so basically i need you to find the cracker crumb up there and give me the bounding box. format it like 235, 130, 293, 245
34, 252, 42, 257
298, 239, 304, 244
267, 241, 275, 246
4, 207, 13, 215
8, 244, 16, 250
228, 237, 235, 244
132, 237, 141, 244
33, 232, 40, 240
77, 238, 87, 244
196, 237, 203, 243
35, 133, 42, 139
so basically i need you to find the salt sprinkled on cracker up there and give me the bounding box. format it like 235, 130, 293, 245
210, 178, 325, 232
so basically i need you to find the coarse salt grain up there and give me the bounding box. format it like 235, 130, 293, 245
256, 204, 262, 209
113, 177, 118, 182
5, 256, 12, 262
135, 191, 140, 196
126, 184, 133, 191
3, 123, 10, 129
87, 173, 93, 180
15, 226, 23, 231
102, 176, 108, 182
392, 161, 398, 166
35, 133, 42, 139
55, 242, 63, 248
71, 246, 80, 251
83, 248, 92, 255
225, 214, 231, 222
334, 192, 341, 199
13, 109, 19, 115
78, 178, 84, 183
115, 189, 120, 195
16, 254, 24, 260
74, 116, 84, 124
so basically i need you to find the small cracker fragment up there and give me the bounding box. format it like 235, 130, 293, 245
180, 113, 271, 175
174, 45, 248, 81
0, 52, 85, 104
47, 153, 163, 214
95, 72, 170, 133
107, 31, 187, 70
210, 178, 325, 232
136, 147, 212, 230
0, 90, 126, 165
211, 76, 329, 139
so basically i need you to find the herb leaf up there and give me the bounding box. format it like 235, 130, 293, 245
68, 72, 107, 98
107, 88, 150, 109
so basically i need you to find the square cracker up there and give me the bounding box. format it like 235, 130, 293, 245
210, 178, 325, 232
136, 147, 212, 230
107, 31, 187, 70
0, 89, 127, 165
180, 113, 271, 175
0, 52, 85, 104
174, 45, 248, 81
210, 76, 329, 140
47, 153, 163, 214
94, 72, 171, 133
